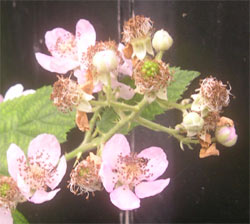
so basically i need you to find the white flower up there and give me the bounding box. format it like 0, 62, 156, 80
0, 84, 35, 103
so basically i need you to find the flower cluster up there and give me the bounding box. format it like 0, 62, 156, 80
177, 76, 237, 158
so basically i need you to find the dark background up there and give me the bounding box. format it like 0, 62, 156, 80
0, 0, 249, 223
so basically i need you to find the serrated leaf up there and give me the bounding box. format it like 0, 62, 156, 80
12, 209, 29, 224
0, 86, 76, 175
96, 107, 129, 135
168, 67, 200, 102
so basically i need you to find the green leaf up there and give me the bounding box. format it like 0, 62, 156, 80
96, 107, 130, 135
167, 67, 200, 102
0, 86, 76, 175
12, 209, 29, 224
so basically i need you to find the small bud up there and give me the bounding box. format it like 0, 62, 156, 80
215, 126, 238, 147
152, 29, 173, 52
92, 50, 118, 73
182, 112, 204, 136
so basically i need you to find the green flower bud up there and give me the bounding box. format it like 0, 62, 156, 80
215, 126, 238, 147
182, 112, 204, 136
152, 29, 173, 52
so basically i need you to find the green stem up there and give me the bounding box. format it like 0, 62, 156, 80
65, 97, 148, 161
91, 100, 139, 111
155, 50, 164, 61
135, 116, 199, 144
157, 99, 191, 111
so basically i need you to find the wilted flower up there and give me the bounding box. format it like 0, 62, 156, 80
35, 19, 96, 75
68, 152, 102, 199
152, 29, 173, 52
50, 75, 93, 113
192, 77, 231, 113
133, 59, 171, 102
0, 84, 35, 103
99, 134, 170, 210
7, 134, 67, 204
0, 176, 26, 224
122, 15, 154, 60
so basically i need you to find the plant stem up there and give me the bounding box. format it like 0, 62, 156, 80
135, 116, 199, 144
91, 100, 139, 111
65, 97, 148, 161
156, 98, 191, 111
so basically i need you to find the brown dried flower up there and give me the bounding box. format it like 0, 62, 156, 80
68, 153, 102, 199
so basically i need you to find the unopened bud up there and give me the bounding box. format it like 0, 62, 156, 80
93, 50, 118, 73
152, 29, 173, 52
182, 112, 204, 136
215, 126, 238, 147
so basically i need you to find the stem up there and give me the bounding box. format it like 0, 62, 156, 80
65, 97, 148, 161
155, 50, 164, 61
91, 100, 139, 111
135, 116, 199, 144
156, 98, 191, 111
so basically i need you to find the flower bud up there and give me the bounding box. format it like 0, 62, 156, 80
93, 50, 118, 73
152, 29, 173, 52
215, 126, 238, 147
182, 112, 204, 136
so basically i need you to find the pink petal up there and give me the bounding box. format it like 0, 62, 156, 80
35, 53, 79, 74
46, 156, 67, 190
102, 134, 130, 168
0, 207, 13, 224
16, 173, 30, 199
74, 69, 87, 85
45, 28, 74, 58
99, 163, 118, 193
110, 186, 140, 210
118, 44, 133, 76
28, 134, 61, 169
137, 147, 168, 181
93, 82, 103, 93
29, 189, 60, 204
135, 178, 170, 199
4, 84, 24, 101
0, 94, 3, 103
7, 144, 27, 181
75, 19, 96, 56
111, 79, 135, 100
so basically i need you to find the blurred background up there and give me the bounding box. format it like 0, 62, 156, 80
1, 0, 249, 223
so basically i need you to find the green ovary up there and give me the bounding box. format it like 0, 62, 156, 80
141, 61, 159, 78
0, 183, 10, 197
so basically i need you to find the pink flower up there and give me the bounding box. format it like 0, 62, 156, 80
0, 84, 35, 103
7, 134, 67, 204
35, 19, 96, 75
99, 134, 170, 210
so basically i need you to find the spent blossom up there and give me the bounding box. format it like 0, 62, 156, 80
7, 134, 67, 204
68, 152, 102, 199
99, 134, 170, 210
122, 15, 154, 60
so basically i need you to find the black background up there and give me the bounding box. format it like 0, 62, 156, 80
0, 0, 249, 223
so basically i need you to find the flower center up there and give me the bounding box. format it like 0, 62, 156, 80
54, 34, 77, 59
114, 153, 151, 188
141, 60, 159, 78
